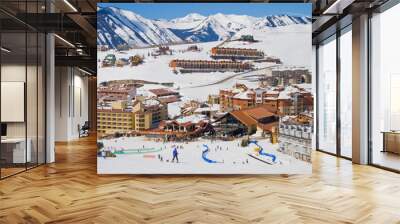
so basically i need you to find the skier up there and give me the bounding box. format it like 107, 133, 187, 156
172, 147, 179, 163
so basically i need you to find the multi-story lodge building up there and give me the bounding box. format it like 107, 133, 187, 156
219, 84, 313, 115
131, 99, 168, 131
97, 108, 134, 134
159, 115, 211, 134
169, 59, 252, 73
97, 99, 168, 134
210, 47, 264, 60
214, 105, 279, 138
278, 113, 313, 163
260, 66, 312, 87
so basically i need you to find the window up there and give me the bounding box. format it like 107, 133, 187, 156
339, 27, 352, 158
317, 35, 337, 154
370, 3, 400, 171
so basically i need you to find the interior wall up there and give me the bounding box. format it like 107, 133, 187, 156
55, 67, 89, 141
1, 60, 46, 171
55, 66, 69, 141
1, 64, 27, 138
71, 72, 89, 138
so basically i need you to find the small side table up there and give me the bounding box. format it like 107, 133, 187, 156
381, 131, 400, 155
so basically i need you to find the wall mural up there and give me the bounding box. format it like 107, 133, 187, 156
97, 3, 313, 174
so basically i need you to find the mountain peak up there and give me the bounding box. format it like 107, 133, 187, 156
185, 13, 205, 19
171, 13, 206, 23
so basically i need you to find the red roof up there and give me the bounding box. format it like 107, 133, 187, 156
158, 95, 181, 104
228, 105, 277, 127
230, 111, 257, 126
245, 107, 276, 120
149, 88, 178, 96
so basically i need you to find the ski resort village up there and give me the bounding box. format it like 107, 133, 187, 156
96, 6, 313, 173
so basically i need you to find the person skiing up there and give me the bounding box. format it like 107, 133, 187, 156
172, 147, 179, 163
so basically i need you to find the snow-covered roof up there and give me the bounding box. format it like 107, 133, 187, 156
233, 90, 253, 100
267, 90, 280, 95
143, 99, 161, 106
278, 86, 301, 100
194, 104, 220, 113
295, 83, 313, 92
278, 92, 291, 100
175, 114, 209, 124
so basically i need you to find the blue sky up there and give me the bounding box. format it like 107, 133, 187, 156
98, 3, 311, 20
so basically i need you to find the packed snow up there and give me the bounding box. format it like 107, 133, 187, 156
98, 136, 311, 174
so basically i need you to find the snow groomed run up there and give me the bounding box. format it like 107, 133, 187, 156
249, 140, 277, 163
202, 144, 220, 163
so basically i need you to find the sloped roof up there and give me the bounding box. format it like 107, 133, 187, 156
230, 110, 257, 126
148, 88, 178, 96
158, 95, 181, 104
176, 114, 208, 124
245, 107, 276, 120
228, 105, 277, 127
232, 90, 254, 100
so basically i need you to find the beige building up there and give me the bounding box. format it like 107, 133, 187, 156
97, 99, 168, 134
207, 94, 220, 104
278, 114, 313, 163
97, 109, 134, 134
132, 99, 168, 131
131, 99, 168, 131
111, 101, 128, 110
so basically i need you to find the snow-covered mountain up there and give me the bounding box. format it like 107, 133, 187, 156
97, 7, 181, 48
170, 13, 206, 24
97, 7, 311, 49
254, 15, 311, 28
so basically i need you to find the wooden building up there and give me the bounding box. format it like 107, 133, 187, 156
169, 59, 252, 73
214, 105, 279, 137
210, 47, 264, 60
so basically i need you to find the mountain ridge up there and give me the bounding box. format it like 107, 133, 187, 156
97, 7, 311, 49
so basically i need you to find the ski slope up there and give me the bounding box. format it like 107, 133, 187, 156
98, 136, 311, 174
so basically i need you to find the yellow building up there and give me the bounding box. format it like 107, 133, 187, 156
111, 100, 128, 110
97, 110, 134, 134
132, 99, 168, 131
97, 99, 168, 134
208, 94, 220, 104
